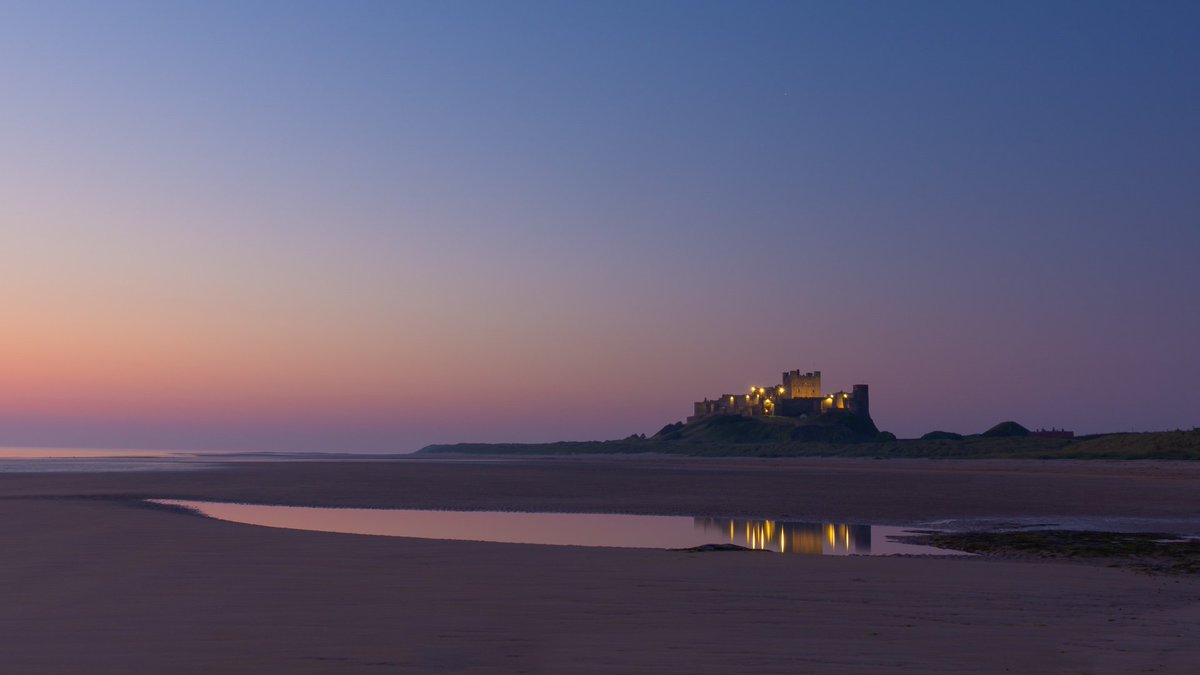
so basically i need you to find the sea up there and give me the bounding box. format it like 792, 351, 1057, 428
0, 446, 398, 473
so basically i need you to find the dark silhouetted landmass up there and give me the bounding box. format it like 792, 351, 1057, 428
982, 420, 1031, 438
921, 430, 965, 441
419, 428, 1200, 460
653, 410, 879, 444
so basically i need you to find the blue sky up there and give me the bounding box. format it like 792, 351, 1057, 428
2, 1, 1197, 450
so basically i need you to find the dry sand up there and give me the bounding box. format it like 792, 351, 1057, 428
1, 456, 1198, 673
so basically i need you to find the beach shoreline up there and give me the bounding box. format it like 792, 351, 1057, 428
2, 456, 1198, 673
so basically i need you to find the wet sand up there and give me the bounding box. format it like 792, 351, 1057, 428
1, 456, 1198, 673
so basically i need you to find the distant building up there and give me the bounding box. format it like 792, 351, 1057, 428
688, 369, 870, 423
1031, 428, 1074, 439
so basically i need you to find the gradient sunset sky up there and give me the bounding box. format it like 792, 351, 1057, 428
3, 1, 1197, 452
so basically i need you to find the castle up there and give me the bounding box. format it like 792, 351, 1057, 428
688, 370, 870, 423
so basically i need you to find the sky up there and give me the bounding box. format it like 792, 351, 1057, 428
2, 1, 1197, 452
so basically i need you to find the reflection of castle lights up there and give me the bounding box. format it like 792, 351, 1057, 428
694, 518, 872, 555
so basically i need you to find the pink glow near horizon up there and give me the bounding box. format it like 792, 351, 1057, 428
3, 207, 1195, 449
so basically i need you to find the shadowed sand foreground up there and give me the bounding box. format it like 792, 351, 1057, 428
1, 456, 1198, 673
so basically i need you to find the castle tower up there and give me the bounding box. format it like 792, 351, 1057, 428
782, 370, 821, 399
851, 384, 870, 419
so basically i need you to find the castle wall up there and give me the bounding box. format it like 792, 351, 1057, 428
690, 369, 872, 423
775, 398, 822, 417
817, 390, 861, 413
850, 384, 870, 419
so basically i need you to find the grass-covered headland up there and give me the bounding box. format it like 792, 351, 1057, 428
419, 413, 1200, 460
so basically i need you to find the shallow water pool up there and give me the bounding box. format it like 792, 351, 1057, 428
153, 500, 965, 556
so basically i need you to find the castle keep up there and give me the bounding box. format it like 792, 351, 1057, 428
689, 370, 870, 423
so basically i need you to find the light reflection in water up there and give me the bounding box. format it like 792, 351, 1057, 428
153, 500, 962, 556
695, 518, 873, 555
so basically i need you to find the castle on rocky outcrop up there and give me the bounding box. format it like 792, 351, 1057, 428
688, 370, 870, 423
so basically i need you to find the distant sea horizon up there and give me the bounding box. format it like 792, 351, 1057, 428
0, 446, 419, 459
0, 446, 420, 473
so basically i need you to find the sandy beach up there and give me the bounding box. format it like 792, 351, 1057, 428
2, 456, 1198, 673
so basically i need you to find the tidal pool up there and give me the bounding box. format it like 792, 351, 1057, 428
153, 500, 964, 556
